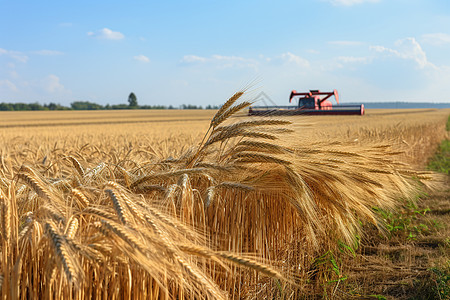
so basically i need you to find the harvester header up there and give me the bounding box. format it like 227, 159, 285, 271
249, 89, 364, 116
289, 89, 339, 105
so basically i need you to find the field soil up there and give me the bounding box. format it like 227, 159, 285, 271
344, 178, 450, 299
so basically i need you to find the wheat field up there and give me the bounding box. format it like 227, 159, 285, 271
0, 93, 448, 299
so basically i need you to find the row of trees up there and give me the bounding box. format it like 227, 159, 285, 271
0, 93, 219, 111
0, 102, 70, 111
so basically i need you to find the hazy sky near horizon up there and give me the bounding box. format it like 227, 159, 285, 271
1, 0, 450, 106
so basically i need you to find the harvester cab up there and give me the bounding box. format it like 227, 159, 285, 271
289, 89, 339, 110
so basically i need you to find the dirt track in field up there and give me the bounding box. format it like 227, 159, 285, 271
346, 178, 450, 299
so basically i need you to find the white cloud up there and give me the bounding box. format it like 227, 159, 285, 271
370, 37, 435, 69
326, 0, 381, 5
214, 55, 258, 69
5, 63, 19, 79
10, 53, 28, 63
87, 28, 124, 40
337, 56, 371, 64
180, 54, 257, 69
422, 33, 450, 46
133, 55, 150, 63
180, 52, 311, 74
306, 49, 320, 54
0, 79, 18, 92
181, 55, 207, 63
325, 56, 372, 71
279, 52, 310, 67
329, 41, 363, 46
9, 70, 19, 79
0, 48, 28, 63
32, 50, 64, 56
42, 75, 66, 93
211, 55, 246, 61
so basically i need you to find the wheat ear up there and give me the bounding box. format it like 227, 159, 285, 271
232, 152, 292, 165
204, 129, 278, 148
104, 189, 129, 225
144, 214, 227, 300
66, 156, 85, 177
0, 188, 10, 241
231, 140, 292, 155
71, 188, 89, 208
106, 182, 146, 221
216, 182, 255, 191
17, 172, 52, 201
210, 91, 244, 128
65, 217, 79, 239
178, 245, 288, 283
213, 119, 291, 134
131, 168, 206, 188
42, 204, 66, 224
145, 207, 201, 242
204, 186, 216, 207
98, 219, 147, 254
211, 101, 252, 128
45, 221, 81, 285
82, 206, 117, 220
217, 251, 287, 282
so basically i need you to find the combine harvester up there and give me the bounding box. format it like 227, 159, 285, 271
248, 89, 365, 116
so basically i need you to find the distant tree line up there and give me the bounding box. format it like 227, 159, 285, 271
0, 92, 220, 111
0, 102, 219, 111
0, 102, 70, 111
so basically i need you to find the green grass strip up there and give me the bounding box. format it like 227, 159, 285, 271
428, 114, 450, 174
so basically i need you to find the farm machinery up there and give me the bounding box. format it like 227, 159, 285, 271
248, 89, 365, 116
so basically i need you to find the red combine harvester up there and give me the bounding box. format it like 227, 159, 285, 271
248, 89, 365, 116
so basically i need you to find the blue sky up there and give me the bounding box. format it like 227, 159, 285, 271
1, 0, 450, 106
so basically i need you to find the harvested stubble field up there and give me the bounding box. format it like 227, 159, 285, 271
0, 94, 449, 299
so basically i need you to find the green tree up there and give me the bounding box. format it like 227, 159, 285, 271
71, 101, 103, 110
128, 92, 138, 107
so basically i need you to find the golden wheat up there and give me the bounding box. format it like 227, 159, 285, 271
0, 95, 447, 299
